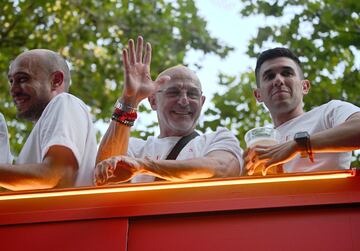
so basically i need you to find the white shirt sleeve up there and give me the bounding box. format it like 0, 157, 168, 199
37, 94, 97, 186
38, 97, 88, 163
0, 113, 12, 164
323, 100, 360, 129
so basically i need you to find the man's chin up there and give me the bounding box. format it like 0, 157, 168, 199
16, 100, 48, 122
171, 124, 195, 135
17, 109, 42, 122
267, 99, 291, 108
17, 111, 34, 121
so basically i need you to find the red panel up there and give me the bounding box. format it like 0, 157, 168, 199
0, 218, 128, 251
128, 206, 360, 251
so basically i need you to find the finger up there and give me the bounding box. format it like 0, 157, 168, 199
94, 163, 106, 186
108, 157, 121, 176
247, 167, 254, 176
244, 148, 256, 163
262, 166, 268, 176
128, 39, 135, 65
245, 159, 253, 170
249, 158, 267, 176
94, 167, 100, 185
262, 162, 277, 176
245, 159, 257, 175
155, 75, 171, 89
263, 159, 278, 170
144, 42, 152, 65
136, 36, 143, 63
107, 165, 115, 177
122, 49, 129, 73
244, 149, 257, 171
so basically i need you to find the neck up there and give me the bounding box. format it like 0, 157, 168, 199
272, 106, 304, 127
159, 129, 195, 138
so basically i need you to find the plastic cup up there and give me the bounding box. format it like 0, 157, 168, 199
244, 127, 283, 176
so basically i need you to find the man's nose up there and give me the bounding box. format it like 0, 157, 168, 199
10, 82, 21, 95
273, 74, 284, 86
177, 91, 189, 105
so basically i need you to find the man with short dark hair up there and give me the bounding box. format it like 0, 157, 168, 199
0, 49, 97, 190
245, 47, 360, 175
95, 36, 242, 185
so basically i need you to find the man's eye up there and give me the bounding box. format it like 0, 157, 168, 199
187, 91, 201, 99
264, 74, 274, 80
19, 77, 28, 82
282, 71, 292, 76
165, 90, 180, 97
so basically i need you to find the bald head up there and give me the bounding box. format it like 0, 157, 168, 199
156, 65, 202, 90
8, 49, 72, 122
11, 49, 71, 91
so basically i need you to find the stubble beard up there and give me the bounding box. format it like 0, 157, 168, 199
17, 100, 49, 122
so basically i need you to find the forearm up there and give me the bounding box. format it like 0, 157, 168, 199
0, 163, 63, 191
96, 36, 166, 164
311, 114, 360, 152
139, 151, 240, 181
96, 121, 131, 164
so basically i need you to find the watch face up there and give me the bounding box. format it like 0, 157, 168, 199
295, 131, 309, 139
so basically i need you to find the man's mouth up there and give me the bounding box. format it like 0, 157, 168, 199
271, 89, 290, 97
172, 110, 192, 116
13, 95, 30, 108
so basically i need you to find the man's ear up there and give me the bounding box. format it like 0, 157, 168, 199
51, 71, 64, 90
148, 94, 157, 110
253, 88, 263, 102
301, 79, 311, 95
200, 95, 206, 107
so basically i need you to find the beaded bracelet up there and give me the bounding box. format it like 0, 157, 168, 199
111, 100, 138, 127
111, 115, 135, 126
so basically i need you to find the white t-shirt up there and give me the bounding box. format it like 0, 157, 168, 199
0, 113, 12, 164
277, 100, 360, 173
128, 127, 243, 183
16, 93, 97, 187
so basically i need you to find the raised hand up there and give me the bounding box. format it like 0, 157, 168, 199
121, 36, 170, 107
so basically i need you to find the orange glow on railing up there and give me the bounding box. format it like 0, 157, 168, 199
0, 170, 355, 201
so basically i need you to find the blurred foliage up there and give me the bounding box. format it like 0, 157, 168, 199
0, 0, 232, 155
202, 0, 360, 165
198, 72, 272, 151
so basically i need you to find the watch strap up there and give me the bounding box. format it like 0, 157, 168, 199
294, 131, 314, 163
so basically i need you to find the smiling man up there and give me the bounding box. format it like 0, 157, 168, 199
95, 36, 242, 185
244, 47, 360, 175
0, 49, 97, 190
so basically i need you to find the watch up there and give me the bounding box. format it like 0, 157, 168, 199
114, 100, 137, 113
294, 131, 314, 162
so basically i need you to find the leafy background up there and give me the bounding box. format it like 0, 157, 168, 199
1, 0, 359, 166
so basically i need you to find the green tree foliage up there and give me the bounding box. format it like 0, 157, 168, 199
206, 0, 360, 164
199, 72, 272, 150
0, 0, 232, 154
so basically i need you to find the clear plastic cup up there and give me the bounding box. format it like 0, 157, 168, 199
244, 127, 279, 148
244, 127, 283, 176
